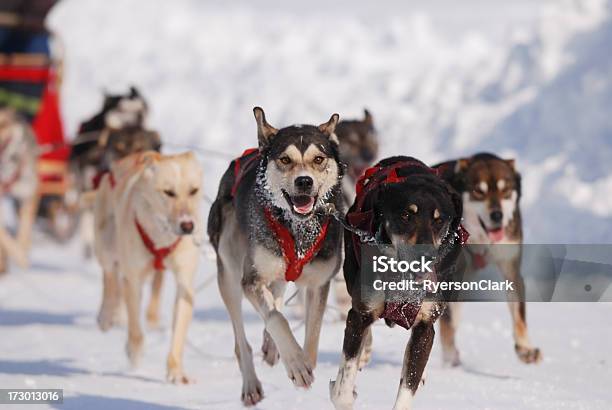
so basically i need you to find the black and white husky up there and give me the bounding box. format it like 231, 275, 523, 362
208, 107, 344, 406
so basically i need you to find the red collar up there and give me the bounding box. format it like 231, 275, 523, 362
92, 170, 116, 190
263, 207, 330, 282
134, 218, 182, 271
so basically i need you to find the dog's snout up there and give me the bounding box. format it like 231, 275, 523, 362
180, 221, 194, 234
294, 176, 313, 192
490, 210, 503, 223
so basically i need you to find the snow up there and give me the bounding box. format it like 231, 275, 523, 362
1, 0, 612, 409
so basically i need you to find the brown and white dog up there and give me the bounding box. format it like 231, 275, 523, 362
0, 108, 39, 273
94, 151, 203, 383
435, 152, 542, 365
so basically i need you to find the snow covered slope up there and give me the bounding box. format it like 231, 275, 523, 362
47, 0, 612, 243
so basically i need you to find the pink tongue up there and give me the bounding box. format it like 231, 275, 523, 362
294, 197, 315, 214
488, 228, 504, 243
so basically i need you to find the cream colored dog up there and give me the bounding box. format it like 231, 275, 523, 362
93, 150, 203, 383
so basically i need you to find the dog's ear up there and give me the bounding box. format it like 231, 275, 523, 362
129, 86, 140, 98
505, 158, 515, 170
319, 113, 340, 144
253, 107, 278, 148
363, 109, 373, 126
454, 158, 469, 174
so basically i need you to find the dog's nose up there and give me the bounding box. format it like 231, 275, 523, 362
490, 210, 503, 223
294, 176, 313, 192
180, 221, 194, 234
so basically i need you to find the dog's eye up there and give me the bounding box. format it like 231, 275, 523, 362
189, 187, 199, 196
164, 189, 176, 198
313, 156, 325, 165
279, 156, 292, 165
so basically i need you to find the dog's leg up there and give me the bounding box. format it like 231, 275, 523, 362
123, 274, 145, 367
80, 209, 95, 259
98, 268, 122, 331
0, 225, 28, 268
243, 274, 314, 388
261, 280, 285, 366
146, 270, 164, 329
303, 281, 330, 368
439, 302, 461, 366
358, 327, 373, 370
16, 194, 39, 252
218, 262, 263, 406
330, 308, 374, 410
392, 321, 435, 410
333, 275, 352, 321
496, 255, 541, 364
167, 257, 196, 384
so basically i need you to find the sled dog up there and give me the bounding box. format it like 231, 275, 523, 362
434, 153, 541, 365
208, 107, 344, 406
94, 151, 203, 383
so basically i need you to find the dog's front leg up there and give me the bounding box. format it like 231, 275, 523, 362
303, 281, 330, 367
392, 321, 435, 410
243, 274, 314, 388
261, 280, 285, 366
17, 194, 39, 252
123, 274, 145, 367
496, 255, 542, 364
146, 270, 164, 329
0, 225, 28, 268
166, 256, 197, 384
330, 308, 374, 410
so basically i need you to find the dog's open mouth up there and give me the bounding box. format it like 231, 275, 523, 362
479, 218, 505, 243
282, 190, 317, 216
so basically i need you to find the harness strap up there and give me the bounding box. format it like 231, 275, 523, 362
263, 207, 330, 282
231, 148, 259, 197
134, 218, 181, 271
92, 170, 116, 190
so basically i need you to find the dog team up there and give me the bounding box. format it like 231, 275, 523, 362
0, 87, 541, 409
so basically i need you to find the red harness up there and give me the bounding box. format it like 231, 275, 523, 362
347, 159, 469, 330
92, 170, 116, 190
231, 148, 330, 282
134, 218, 182, 271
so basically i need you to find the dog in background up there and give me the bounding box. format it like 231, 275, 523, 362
208, 107, 344, 406
0, 108, 39, 273
435, 153, 541, 365
70, 87, 159, 258
330, 156, 465, 410
94, 151, 203, 383
331, 109, 380, 320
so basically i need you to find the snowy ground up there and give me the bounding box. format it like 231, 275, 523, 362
1, 237, 611, 409
2, 0, 612, 409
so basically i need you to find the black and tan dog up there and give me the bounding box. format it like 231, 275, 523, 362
330, 156, 466, 410
435, 153, 541, 365
208, 107, 344, 406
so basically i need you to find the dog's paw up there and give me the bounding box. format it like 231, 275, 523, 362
125, 336, 143, 368
329, 380, 357, 410
167, 368, 195, 385
261, 330, 280, 366
515, 344, 542, 364
282, 349, 314, 388
241, 378, 264, 407
97, 307, 115, 332
442, 347, 461, 367
146, 311, 161, 330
